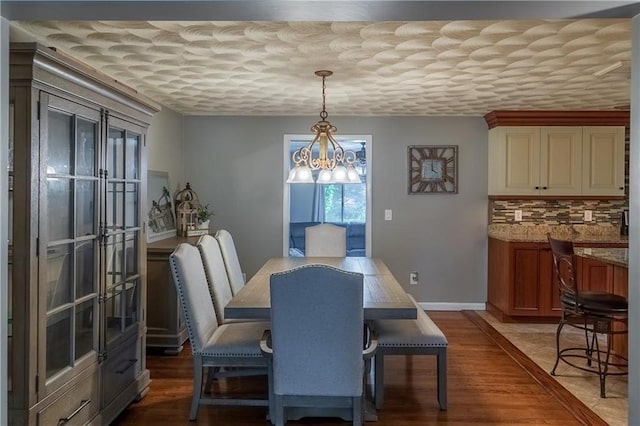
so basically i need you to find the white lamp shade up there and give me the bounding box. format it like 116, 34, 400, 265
330, 165, 350, 184
317, 169, 333, 183
347, 166, 361, 183
288, 165, 314, 183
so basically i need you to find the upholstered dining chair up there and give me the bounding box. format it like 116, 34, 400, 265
547, 234, 628, 398
196, 234, 234, 324
260, 264, 377, 426
305, 223, 347, 257
215, 229, 246, 295
169, 243, 270, 421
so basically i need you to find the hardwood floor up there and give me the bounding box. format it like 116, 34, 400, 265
112, 311, 597, 425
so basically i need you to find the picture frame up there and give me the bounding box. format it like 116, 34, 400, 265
147, 170, 177, 242
408, 145, 458, 194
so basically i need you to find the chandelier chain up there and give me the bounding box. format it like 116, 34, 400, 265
320, 74, 328, 120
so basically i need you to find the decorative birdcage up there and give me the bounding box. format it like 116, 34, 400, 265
174, 182, 208, 237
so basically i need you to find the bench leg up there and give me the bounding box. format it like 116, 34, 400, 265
437, 348, 447, 410
374, 354, 384, 409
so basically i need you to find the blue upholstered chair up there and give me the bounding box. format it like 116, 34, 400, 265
215, 229, 246, 295
260, 264, 377, 426
169, 243, 269, 421
304, 223, 347, 257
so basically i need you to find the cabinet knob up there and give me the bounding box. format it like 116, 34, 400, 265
542, 186, 548, 190
535, 186, 540, 190
620, 187, 625, 190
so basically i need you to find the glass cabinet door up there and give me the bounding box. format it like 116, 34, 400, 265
41, 95, 101, 395
104, 117, 143, 349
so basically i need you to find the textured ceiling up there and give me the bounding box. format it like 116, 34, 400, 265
12, 19, 632, 116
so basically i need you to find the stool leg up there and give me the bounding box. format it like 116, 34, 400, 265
551, 319, 566, 376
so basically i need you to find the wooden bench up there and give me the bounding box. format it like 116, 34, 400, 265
372, 295, 448, 410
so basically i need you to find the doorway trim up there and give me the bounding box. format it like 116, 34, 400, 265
282, 134, 372, 257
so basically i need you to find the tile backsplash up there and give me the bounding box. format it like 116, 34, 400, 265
490, 199, 628, 225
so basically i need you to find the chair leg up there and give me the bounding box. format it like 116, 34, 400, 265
374, 354, 385, 409
204, 366, 218, 394
190, 357, 204, 421
267, 359, 276, 425
437, 348, 448, 410
551, 319, 566, 376
274, 395, 285, 426
352, 396, 363, 425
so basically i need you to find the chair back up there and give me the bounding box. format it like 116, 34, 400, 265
215, 229, 245, 295
170, 243, 219, 354
305, 223, 347, 257
269, 264, 364, 397
547, 234, 579, 303
197, 235, 233, 324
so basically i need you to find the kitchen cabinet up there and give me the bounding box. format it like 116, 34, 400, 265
488, 125, 624, 197
487, 238, 627, 322
147, 236, 200, 354
487, 238, 561, 320
8, 43, 158, 425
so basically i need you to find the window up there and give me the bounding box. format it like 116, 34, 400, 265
323, 178, 366, 223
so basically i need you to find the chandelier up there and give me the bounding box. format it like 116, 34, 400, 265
286, 70, 361, 184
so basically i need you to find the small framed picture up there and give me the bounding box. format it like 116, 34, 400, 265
408, 145, 458, 194
147, 170, 177, 242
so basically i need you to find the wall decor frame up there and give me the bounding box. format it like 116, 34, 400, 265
147, 170, 177, 242
408, 145, 458, 194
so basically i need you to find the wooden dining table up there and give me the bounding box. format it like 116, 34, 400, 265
224, 256, 417, 321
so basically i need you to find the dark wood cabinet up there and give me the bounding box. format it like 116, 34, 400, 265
146, 236, 200, 354
488, 238, 560, 320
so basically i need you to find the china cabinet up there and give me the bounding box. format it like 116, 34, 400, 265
8, 43, 158, 425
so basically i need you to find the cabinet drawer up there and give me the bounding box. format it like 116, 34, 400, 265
103, 334, 142, 405
38, 369, 98, 426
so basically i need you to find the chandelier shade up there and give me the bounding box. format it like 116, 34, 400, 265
287, 70, 361, 184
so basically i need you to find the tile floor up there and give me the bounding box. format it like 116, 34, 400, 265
477, 311, 628, 426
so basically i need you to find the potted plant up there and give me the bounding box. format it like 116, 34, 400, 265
196, 203, 214, 230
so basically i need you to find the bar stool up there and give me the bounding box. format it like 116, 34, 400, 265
547, 235, 628, 397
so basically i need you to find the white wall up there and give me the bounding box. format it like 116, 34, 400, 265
183, 115, 488, 304
147, 106, 184, 194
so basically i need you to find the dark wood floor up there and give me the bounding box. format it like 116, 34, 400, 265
111, 311, 604, 425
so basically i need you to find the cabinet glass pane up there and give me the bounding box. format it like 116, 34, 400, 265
48, 110, 73, 176
76, 118, 96, 177
124, 280, 139, 329
125, 232, 139, 277
76, 179, 96, 237
108, 128, 125, 179
105, 284, 124, 343
75, 299, 95, 361
47, 244, 73, 311
125, 183, 138, 228
106, 234, 125, 290
126, 133, 140, 179
76, 241, 96, 299
48, 177, 73, 241
46, 308, 72, 378
106, 182, 125, 231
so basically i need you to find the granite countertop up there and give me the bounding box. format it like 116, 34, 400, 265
488, 224, 628, 244
574, 247, 629, 268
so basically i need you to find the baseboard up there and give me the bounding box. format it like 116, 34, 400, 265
416, 302, 486, 311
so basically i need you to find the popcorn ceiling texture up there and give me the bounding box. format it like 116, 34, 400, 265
12, 19, 631, 115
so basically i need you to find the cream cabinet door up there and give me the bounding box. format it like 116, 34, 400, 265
488, 126, 540, 195
582, 126, 625, 196
540, 127, 582, 196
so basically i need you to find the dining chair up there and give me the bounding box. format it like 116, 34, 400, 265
215, 229, 246, 295
196, 234, 234, 324
305, 223, 347, 257
547, 234, 628, 397
260, 264, 377, 426
169, 243, 270, 421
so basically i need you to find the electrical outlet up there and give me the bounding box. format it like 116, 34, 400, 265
384, 209, 392, 221
584, 210, 593, 222
409, 271, 419, 285
514, 210, 522, 222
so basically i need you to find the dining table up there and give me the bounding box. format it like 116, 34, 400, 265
224, 256, 417, 321
224, 256, 417, 422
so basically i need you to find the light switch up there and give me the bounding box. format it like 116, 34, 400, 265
384, 209, 392, 221
514, 210, 522, 222
584, 210, 593, 222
